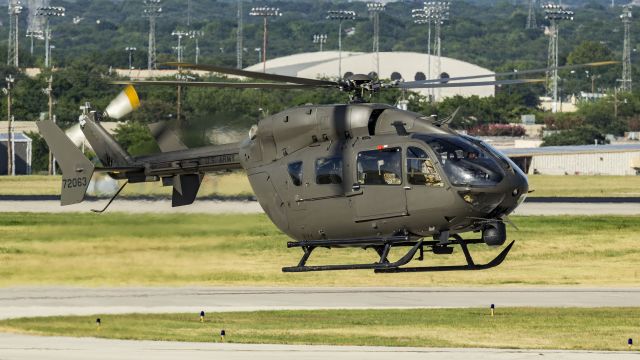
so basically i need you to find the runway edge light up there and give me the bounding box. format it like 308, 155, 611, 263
629, 338, 633, 348
220, 329, 226, 342
200, 311, 205, 323
490, 304, 495, 317
96, 318, 101, 331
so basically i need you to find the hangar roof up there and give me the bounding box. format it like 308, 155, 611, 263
502, 144, 640, 158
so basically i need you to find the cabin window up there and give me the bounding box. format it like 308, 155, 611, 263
406, 146, 444, 187
315, 157, 343, 184
288, 161, 303, 186
356, 147, 402, 185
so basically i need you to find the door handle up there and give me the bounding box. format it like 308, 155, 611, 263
352, 183, 361, 191
404, 186, 412, 190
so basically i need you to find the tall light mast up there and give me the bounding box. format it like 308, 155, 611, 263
327, 10, 356, 79
36, 5, 65, 69
367, 2, 386, 78
236, 0, 243, 69
543, 3, 574, 113
249, 7, 282, 73
620, 5, 632, 92
143, 0, 162, 71
8, 1, 23, 67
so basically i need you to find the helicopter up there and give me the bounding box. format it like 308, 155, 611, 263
37, 60, 615, 273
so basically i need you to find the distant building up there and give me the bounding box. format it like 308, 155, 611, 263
244, 51, 496, 100
0, 133, 33, 175
504, 144, 640, 175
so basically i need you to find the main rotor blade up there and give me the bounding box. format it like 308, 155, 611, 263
405, 61, 618, 86
399, 78, 545, 89
162, 62, 338, 87
110, 80, 329, 89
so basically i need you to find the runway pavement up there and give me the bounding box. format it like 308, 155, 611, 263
1, 287, 640, 320
0, 199, 639, 215
1, 333, 637, 360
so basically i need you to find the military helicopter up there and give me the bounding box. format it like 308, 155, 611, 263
37, 60, 614, 273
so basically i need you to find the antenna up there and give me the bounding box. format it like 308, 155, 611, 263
143, 0, 162, 71
8, 1, 23, 67
620, 5, 632, 92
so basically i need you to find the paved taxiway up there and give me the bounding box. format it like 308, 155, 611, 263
1, 287, 640, 320
0, 199, 639, 215
1, 334, 637, 360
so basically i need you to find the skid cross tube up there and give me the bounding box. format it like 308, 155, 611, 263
282, 240, 422, 272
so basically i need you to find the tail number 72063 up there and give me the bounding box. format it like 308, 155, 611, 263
63, 177, 88, 189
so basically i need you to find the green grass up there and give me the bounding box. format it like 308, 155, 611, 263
0, 308, 638, 351
3, 175, 640, 198
1, 213, 640, 286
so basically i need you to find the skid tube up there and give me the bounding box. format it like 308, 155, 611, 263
282, 234, 515, 273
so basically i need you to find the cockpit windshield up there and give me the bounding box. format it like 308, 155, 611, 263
415, 134, 504, 187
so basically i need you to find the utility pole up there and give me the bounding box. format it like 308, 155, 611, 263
172, 30, 188, 62
5, 75, 15, 176
526, 0, 537, 29
620, 5, 632, 92
327, 10, 356, 79
8, 1, 23, 68
249, 7, 282, 73
313, 34, 327, 52
36, 6, 65, 69
143, 0, 162, 71
189, 30, 204, 64
543, 4, 574, 113
26, 30, 43, 56
367, 2, 386, 78
236, 0, 243, 69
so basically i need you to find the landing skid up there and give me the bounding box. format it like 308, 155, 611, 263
282, 234, 515, 273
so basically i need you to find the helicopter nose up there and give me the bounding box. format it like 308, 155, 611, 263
502, 170, 529, 215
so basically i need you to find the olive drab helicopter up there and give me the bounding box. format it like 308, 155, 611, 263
37, 60, 615, 273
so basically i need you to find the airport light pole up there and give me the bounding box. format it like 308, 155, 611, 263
412, 6, 433, 100
249, 7, 282, 73
8, 1, 23, 68
36, 6, 65, 69
313, 34, 327, 52
425, 1, 450, 101
4, 75, 14, 176
367, 2, 386, 78
143, 0, 162, 71
42, 76, 56, 175
327, 10, 356, 79
543, 3, 573, 113
125, 47, 137, 69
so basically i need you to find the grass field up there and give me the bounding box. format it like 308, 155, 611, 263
0, 308, 638, 351
1, 174, 640, 198
1, 213, 639, 286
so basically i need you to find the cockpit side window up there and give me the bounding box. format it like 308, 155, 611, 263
287, 161, 303, 186
406, 146, 444, 187
357, 147, 402, 185
316, 157, 343, 184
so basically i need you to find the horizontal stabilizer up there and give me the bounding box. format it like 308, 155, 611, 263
148, 122, 188, 152
36, 121, 95, 206
172, 173, 202, 207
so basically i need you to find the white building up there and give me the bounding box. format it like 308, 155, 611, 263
244, 51, 495, 100
504, 144, 640, 176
